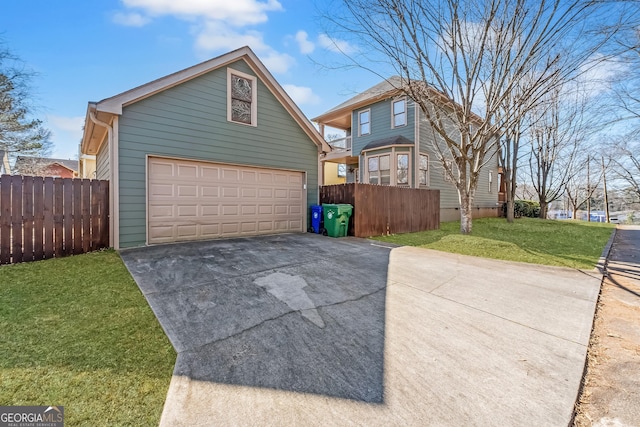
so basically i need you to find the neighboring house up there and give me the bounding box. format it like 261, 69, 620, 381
80, 46, 330, 250
13, 156, 78, 178
0, 151, 10, 175
313, 76, 501, 221
78, 152, 97, 179
323, 162, 347, 185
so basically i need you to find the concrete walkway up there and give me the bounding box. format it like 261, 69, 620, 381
121, 234, 603, 426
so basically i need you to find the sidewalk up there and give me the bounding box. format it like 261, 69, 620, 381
575, 225, 640, 426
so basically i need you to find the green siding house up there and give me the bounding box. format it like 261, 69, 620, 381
81, 47, 330, 249
313, 77, 502, 222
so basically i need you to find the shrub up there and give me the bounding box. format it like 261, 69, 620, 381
513, 200, 540, 218
502, 200, 542, 218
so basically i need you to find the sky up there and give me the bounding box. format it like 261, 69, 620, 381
0, 0, 379, 160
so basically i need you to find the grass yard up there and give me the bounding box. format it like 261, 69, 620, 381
0, 250, 176, 426
373, 217, 615, 269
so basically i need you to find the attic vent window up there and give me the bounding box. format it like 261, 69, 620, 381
227, 68, 257, 126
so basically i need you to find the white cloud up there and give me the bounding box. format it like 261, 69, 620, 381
260, 52, 296, 74
195, 23, 268, 52
282, 84, 320, 106
578, 56, 628, 97
47, 115, 85, 159
112, 12, 151, 27
318, 33, 355, 54
295, 30, 315, 54
195, 21, 295, 73
122, 0, 282, 27
117, 0, 293, 73
48, 115, 84, 134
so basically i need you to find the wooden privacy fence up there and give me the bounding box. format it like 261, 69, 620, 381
320, 183, 440, 237
0, 175, 109, 264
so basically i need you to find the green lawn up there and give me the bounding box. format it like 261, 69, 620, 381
373, 217, 615, 269
0, 250, 176, 426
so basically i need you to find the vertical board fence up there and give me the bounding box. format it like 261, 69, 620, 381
320, 183, 440, 237
0, 175, 109, 264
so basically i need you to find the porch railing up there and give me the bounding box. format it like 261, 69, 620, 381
327, 136, 352, 152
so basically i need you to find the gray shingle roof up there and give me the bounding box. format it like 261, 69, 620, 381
362, 135, 414, 152
14, 156, 79, 173
314, 76, 403, 120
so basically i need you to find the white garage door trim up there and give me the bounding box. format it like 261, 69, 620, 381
146, 155, 307, 245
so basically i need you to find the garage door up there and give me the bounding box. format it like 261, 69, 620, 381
147, 157, 305, 244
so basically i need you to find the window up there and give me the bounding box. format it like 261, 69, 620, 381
368, 154, 390, 185
227, 68, 257, 126
368, 157, 378, 184
397, 153, 409, 184
359, 110, 371, 135
380, 155, 390, 184
488, 170, 493, 193
338, 164, 347, 177
392, 99, 407, 127
419, 154, 429, 186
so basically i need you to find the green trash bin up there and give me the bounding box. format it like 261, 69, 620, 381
322, 203, 353, 237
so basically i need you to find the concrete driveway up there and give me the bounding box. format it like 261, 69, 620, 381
120, 233, 602, 426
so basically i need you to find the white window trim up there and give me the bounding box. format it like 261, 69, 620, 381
366, 153, 391, 185
227, 68, 258, 127
391, 97, 407, 128
418, 153, 430, 187
358, 109, 371, 136
365, 148, 413, 186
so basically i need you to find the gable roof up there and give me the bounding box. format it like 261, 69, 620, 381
314, 76, 404, 122
81, 46, 330, 155
313, 75, 484, 129
14, 156, 78, 174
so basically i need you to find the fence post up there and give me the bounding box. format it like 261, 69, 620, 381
11, 176, 23, 264
0, 175, 12, 264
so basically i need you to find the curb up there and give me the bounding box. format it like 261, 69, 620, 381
595, 226, 617, 276
571, 225, 618, 426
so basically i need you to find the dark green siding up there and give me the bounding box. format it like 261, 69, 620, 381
117, 59, 319, 248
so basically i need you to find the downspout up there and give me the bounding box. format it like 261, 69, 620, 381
88, 110, 119, 250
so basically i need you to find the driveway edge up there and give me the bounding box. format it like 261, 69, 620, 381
570, 226, 618, 426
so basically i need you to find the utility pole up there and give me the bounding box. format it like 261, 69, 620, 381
602, 156, 610, 223
587, 155, 591, 222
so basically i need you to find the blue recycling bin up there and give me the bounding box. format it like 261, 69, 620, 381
310, 205, 323, 233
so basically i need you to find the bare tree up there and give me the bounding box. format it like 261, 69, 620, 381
497, 77, 538, 223
328, 0, 616, 233
611, 139, 640, 199
527, 79, 594, 218
0, 40, 52, 160
564, 153, 603, 219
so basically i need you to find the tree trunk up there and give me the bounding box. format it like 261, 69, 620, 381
460, 195, 473, 234
503, 171, 515, 223
539, 200, 548, 219
506, 200, 515, 223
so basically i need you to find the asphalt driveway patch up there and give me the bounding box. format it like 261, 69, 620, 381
121, 233, 393, 402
